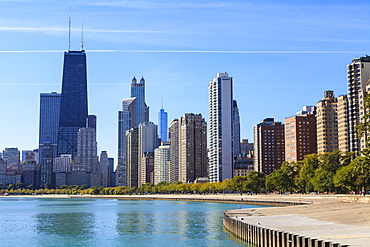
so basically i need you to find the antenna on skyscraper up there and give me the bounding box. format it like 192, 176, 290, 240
80, 14, 84, 51
161, 96, 164, 109
68, 7, 71, 51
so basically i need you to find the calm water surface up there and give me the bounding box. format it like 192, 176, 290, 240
0, 197, 263, 246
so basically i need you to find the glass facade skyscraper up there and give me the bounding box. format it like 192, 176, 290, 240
39, 92, 61, 158
131, 76, 149, 126
158, 108, 168, 142
57, 51, 88, 158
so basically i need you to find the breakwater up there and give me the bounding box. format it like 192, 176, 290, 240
223, 212, 349, 247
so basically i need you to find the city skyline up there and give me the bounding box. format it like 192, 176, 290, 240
1, 0, 370, 165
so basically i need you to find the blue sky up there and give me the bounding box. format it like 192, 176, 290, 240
1, 0, 370, 164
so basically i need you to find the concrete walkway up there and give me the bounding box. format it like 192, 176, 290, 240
230, 214, 370, 247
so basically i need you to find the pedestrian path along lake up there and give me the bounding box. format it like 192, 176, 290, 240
0, 197, 264, 246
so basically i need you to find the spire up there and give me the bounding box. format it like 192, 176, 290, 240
140, 76, 145, 84
132, 76, 137, 84
80, 14, 84, 51
161, 96, 164, 109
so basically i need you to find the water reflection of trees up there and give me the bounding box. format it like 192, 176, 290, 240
115, 212, 154, 236
36, 212, 94, 237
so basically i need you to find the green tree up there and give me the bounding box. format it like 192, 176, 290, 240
265, 162, 298, 192
244, 171, 265, 193
311, 151, 343, 193
333, 163, 357, 193
351, 156, 370, 195
231, 176, 247, 194
296, 153, 320, 193
15, 182, 24, 189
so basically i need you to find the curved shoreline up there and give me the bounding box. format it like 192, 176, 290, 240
223, 195, 370, 247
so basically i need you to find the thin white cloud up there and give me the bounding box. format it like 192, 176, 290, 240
86, 50, 369, 54
0, 26, 184, 34
293, 38, 370, 43
0, 50, 367, 54
82, 1, 228, 9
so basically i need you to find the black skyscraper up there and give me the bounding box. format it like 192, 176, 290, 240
57, 51, 88, 158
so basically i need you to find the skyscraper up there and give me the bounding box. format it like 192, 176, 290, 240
232, 100, 241, 157
316, 91, 338, 153
178, 114, 207, 183
169, 119, 179, 183
2, 147, 20, 173
316, 91, 349, 153
126, 128, 139, 188
208, 72, 234, 182
154, 143, 171, 185
138, 122, 160, 186
100, 151, 110, 187
338, 95, 350, 152
284, 109, 317, 162
39, 92, 61, 158
158, 108, 168, 142
253, 118, 285, 175
131, 77, 149, 126
74, 127, 98, 173
347, 56, 370, 153
117, 97, 136, 186
57, 50, 88, 159
40, 138, 54, 187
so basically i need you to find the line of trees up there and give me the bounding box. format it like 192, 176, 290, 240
1, 151, 368, 196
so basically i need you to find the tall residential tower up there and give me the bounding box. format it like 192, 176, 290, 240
208, 72, 234, 182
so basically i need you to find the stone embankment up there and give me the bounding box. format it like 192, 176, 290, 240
223, 195, 370, 247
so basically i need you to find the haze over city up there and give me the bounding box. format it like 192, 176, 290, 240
1, 0, 370, 164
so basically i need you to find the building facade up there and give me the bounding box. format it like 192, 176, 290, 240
117, 97, 136, 186
57, 50, 88, 159
138, 122, 160, 186
208, 72, 234, 182
131, 77, 149, 126
284, 112, 317, 162
53, 154, 71, 173
158, 108, 168, 142
2, 148, 20, 173
169, 119, 179, 183
100, 151, 110, 187
232, 100, 241, 156
338, 95, 350, 152
39, 92, 61, 158
74, 127, 98, 173
253, 118, 285, 175
154, 144, 171, 184
347, 56, 370, 153
40, 139, 54, 187
316, 91, 339, 153
126, 128, 139, 188
178, 114, 207, 183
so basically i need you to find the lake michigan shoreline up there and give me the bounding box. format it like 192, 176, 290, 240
2, 194, 369, 246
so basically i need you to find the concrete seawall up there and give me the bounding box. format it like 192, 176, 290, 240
223, 212, 349, 247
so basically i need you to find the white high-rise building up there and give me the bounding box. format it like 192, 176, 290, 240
208, 72, 234, 182
154, 143, 171, 184
53, 154, 71, 173
347, 56, 370, 152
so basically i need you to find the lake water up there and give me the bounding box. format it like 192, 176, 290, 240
0, 197, 262, 246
